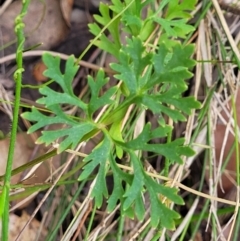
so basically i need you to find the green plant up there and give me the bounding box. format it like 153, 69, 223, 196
2, 0, 201, 237
0, 0, 30, 239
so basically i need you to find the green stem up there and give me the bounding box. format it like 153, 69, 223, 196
117, 212, 125, 241
164, 129, 172, 176
231, 94, 240, 241
231, 95, 239, 186
84, 203, 97, 241
0, 1, 30, 239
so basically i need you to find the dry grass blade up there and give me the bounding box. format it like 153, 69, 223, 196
0, 0, 12, 16
212, 0, 240, 60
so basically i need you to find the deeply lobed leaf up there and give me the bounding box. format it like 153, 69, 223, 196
166, 0, 197, 20
42, 54, 78, 96
22, 0, 201, 232
79, 133, 112, 207
87, 70, 117, 118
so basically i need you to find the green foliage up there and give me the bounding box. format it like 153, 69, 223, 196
89, 2, 121, 57
22, 0, 201, 231
79, 132, 112, 207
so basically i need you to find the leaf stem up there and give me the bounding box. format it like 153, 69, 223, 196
0, 1, 30, 239
117, 212, 125, 241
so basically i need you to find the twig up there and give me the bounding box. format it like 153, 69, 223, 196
0, 50, 115, 74
0, 0, 13, 16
